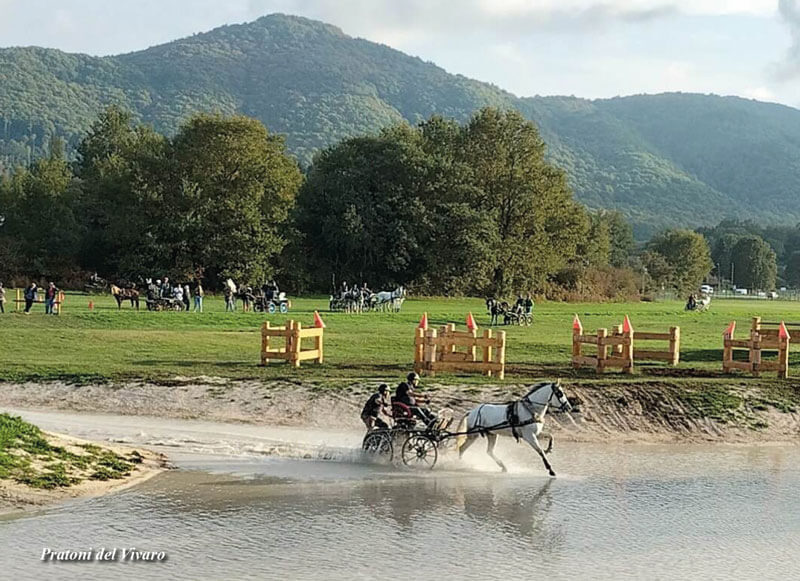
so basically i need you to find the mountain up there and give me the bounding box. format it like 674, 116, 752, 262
1, 13, 799, 237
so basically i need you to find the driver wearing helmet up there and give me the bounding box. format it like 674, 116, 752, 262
395, 372, 436, 425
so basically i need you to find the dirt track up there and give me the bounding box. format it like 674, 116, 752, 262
1, 377, 799, 444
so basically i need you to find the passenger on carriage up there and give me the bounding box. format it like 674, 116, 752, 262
361, 384, 391, 431
394, 372, 436, 426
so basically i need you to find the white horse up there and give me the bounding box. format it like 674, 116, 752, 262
375, 286, 406, 312
455, 381, 572, 477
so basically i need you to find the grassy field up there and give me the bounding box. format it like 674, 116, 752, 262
1, 291, 800, 384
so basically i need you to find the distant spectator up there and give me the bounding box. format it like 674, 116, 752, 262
24, 282, 37, 314
193, 282, 204, 313
224, 286, 236, 312
0, 282, 5, 313
45, 282, 58, 315
161, 277, 171, 298
173, 284, 184, 304
183, 284, 191, 311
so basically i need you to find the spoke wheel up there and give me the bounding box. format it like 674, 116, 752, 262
401, 434, 438, 470
362, 431, 393, 463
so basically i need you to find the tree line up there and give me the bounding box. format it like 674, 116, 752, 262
0, 106, 786, 298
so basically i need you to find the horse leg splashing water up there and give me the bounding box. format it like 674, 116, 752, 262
455, 381, 572, 477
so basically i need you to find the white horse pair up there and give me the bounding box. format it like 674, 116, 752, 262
455, 381, 572, 477
374, 286, 405, 312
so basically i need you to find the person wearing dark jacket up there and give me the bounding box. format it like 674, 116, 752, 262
361, 384, 390, 431
395, 372, 436, 425
23, 283, 37, 314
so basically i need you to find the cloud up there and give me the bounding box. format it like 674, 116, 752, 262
775, 0, 800, 80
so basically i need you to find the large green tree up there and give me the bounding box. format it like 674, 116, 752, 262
645, 229, 712, 294
731, 235, 777, 291
161, 114, 303, 284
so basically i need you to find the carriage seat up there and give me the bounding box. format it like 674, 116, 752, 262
391, 400, 417, 429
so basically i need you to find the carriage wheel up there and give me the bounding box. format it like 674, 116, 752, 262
362, 430, 393, 463
279, 302, 288, 313
268, 302, 277, 314
401, 434, 438, 469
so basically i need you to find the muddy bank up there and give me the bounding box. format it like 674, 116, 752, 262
1, 377, 799, 444
0, 431, 167, 516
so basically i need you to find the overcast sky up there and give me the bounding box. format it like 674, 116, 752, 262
1, 0, 799, 107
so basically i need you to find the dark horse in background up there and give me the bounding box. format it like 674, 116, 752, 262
111, 284, 140, 310
486, 297, 510, 326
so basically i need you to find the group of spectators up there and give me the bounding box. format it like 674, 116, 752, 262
146, 277, 204, 312
0, 281, 61, 314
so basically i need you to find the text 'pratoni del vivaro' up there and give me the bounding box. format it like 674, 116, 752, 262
40, 547, 167, 563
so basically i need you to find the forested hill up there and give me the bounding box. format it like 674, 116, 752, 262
2, 13, 799, 236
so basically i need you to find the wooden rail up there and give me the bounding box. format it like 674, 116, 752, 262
571, 317, 633, 374
260, 320, 323, 368
723, 317, 789, 378
414, 323, 506, 379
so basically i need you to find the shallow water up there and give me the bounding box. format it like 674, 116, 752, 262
2, 409, 800, 580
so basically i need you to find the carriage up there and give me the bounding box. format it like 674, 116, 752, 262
361, 402, 454, 469
253, 291, 290, 314
145, 296, 184, 311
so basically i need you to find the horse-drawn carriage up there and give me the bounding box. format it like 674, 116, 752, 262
486, 298, 533, 326
145, 296, 184, 311
362, 381, 573, 474
330, 286, 406, 313
253, 291, 290, 313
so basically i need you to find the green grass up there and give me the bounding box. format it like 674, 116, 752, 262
2, 291, 800, 385
0, 413, 136, 488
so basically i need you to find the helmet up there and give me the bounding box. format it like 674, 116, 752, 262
406, 372, 419, 382
378, 383, 388, 393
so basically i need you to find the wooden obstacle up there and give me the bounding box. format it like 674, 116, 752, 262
571, 316, 634, 374
414, 323, 506, 379
610, 324, 680, 366
723, 317, 790, 378
260, 320, 323, 368
14, 288, 66, 314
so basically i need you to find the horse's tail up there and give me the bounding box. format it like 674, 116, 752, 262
454, 414, 470, 453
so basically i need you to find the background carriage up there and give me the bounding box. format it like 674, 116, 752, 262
253, 291, 290, 313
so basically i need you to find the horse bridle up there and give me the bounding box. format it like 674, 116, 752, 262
521, 383, 571, 417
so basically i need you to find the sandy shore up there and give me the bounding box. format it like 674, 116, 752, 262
1, 377, 799, 444
0, 431, 168, 516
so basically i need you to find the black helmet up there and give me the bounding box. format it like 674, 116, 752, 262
407, 372, 419, 382
378, 383, 388, 393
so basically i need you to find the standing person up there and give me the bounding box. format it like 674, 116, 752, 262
182, 284, 191, 311
173, 283, 184, 306
23, 282, 37, 314
161, 277, 171, 299
193, 282, 204, 313
44, 282, 58, 315
0, 282, 5, 314
224, 286, 236, 312
242, 286, 252, 313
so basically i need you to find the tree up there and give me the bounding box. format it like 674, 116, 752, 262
785, 251, 800, 288
646, 229, 712, 294
731, 235, 777, 290
163, 114, 303, 284
460, 108, 587, 295
605, 210, 635, 268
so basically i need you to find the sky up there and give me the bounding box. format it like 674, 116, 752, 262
0, 0, 798, 108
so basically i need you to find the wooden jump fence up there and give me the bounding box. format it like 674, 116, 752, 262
571, 316, 680, 374
260, 320, 323, 368
414, 322, 506, 379
723, 317, 790, 378
14, 288, 66, 314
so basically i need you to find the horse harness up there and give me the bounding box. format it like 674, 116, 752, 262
473, 387, 548, 442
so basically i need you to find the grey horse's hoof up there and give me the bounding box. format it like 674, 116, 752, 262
548, 470, 556, 477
